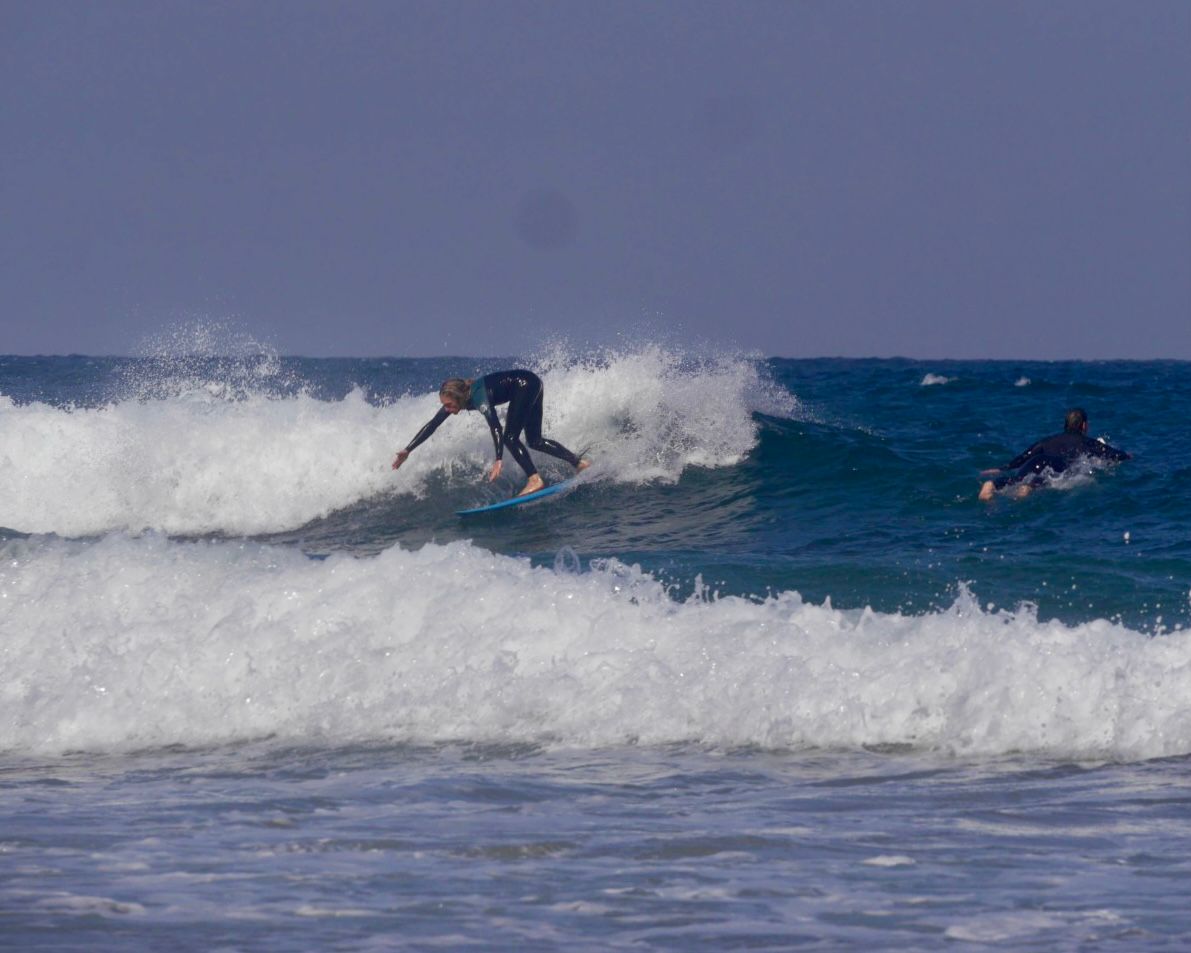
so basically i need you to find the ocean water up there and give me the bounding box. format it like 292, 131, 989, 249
2, 346, 1190, 951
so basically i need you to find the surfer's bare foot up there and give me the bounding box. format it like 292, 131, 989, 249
576, 459, 591, 472
978, 480, 995, 501
518, 474, 545, 496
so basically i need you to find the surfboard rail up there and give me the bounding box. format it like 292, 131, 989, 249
456, 477, 579, 516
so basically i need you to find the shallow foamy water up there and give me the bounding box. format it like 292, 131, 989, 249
3, 744, 1189, 951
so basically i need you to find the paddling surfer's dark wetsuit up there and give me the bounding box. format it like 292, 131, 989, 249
991, 431, 1130, 490
405, 370, 581, 477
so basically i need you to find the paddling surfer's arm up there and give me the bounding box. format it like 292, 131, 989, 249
1083, 437, 1131, 463
981, 442, 1043, 477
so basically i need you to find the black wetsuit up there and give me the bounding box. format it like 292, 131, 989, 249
405, 370, 581, 477
992, 430, 1130, 490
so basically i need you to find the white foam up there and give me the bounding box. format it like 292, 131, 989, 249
0, 347, 799, 536
990, 459, 1113, 498
27, 891, 146, 917
944, 912, 1065, 942
861, 855, 915, 867
920, 373, 952, 386
525, 344, 800, 478
2, 534, 1188, 760
0, 389, 398, 536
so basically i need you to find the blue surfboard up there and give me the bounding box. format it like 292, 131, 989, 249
456, 477, 579, 516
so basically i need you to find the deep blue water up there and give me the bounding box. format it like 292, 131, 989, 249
2, 349, 1190, 949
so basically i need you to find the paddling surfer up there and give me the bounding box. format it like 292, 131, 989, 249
978, 408, 1130, 501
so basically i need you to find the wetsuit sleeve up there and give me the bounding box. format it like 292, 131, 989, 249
404, 408, 450, 453
1003, 442, 1043, 471
1084, 438, 1130, 462
481, 405, 504, 459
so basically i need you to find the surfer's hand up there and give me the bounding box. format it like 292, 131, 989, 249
488, 460, 502, 482
979, 468, 1002, 477
392, 450, 409, 471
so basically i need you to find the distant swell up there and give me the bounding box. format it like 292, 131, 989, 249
2, 534, 1188, 760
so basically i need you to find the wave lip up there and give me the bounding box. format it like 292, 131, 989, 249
3, 534, 1189, 761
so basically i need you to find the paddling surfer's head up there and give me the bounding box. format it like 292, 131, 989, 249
1064, 407, 1088, 434
439, 378, 473, 414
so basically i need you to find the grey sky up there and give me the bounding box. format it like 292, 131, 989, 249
3, 0, 1188, 359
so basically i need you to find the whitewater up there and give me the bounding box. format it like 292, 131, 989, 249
2, 346, 1190, 950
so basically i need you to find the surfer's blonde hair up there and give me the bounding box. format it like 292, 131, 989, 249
439, 378, 473, 406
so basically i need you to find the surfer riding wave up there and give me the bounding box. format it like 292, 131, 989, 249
392, 370, 590, 496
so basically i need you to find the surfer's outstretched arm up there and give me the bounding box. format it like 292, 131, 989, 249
392, 408, 450, 469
